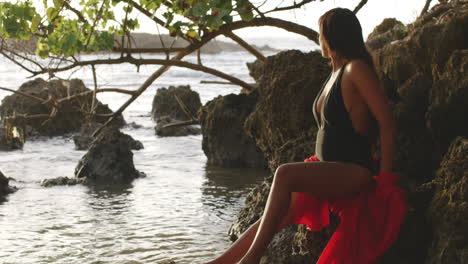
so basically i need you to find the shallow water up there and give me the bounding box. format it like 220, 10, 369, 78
0, 40, 316, 263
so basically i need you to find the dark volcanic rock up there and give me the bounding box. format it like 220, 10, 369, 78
0, 171, 17, 199
371, 1, 468, 185
246, 60, 265, 83
426, 137, 468, 264
151, 85, 202, 121
75, 129, 145, 184
198, 93, 267, 168
244, 50, 329, 171
73, 122, 143, 150
155, 116, 201, 137
40, 176, 88, 187
0, 78, 125, 137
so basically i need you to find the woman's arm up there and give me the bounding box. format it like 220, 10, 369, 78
347, 60, 396, 173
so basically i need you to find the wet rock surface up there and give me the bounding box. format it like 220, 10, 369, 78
198, 93, 267, 168
75, 129, 145, 184
40, 176, 88, 187
73, 122, 143, 150
0, 78, 125, 138
0, 171, 17, 200
154, 116, 201, 137
151, 85, 202, 121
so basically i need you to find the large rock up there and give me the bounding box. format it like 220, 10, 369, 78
151, 85, 202, 121
73, 122, 143, 150
0, 78, 125, 138
244, 50, 329, 171
426, 137, 468, 264
74, 129, 145, 184
371, 1, 468, 185
0, 171, 17, 201
198, 93, 267, 168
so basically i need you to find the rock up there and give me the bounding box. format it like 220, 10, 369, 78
246, 60, 265, 83
426, 137, 468, 264
0, 125, 24, 150
0, 171, 17, 200
73, 122, 143, 150
426, 50, 468, 159
198, 93, 267, 168
75, 129, 145, 184
40, 176, 88, 187
244, 50, 329, 171
151, 85, 202, 121
366, 18, 408, 51
155, 116, 201, 137
370, 1, 468, 185
0, 78, 125, 138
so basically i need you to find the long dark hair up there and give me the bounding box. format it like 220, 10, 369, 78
319, 8, 375, 70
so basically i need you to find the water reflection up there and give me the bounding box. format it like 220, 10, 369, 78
200, 165, 269, 220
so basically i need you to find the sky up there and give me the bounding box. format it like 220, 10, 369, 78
130, 0, 437, 40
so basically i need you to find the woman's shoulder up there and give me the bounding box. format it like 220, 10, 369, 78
344, 59, 377, 83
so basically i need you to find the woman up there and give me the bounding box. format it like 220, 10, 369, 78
205, 8, 406, 264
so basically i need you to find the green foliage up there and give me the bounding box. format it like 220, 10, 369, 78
0, 0, 257, 58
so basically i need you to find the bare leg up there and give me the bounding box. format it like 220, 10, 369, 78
204, 193, 299, 264
238, 161, 372, 264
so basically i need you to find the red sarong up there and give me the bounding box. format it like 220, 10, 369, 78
292, 155, 408, 264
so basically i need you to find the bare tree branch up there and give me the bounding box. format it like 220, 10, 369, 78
112, 47, 186, 53
264, 0, 316, 14
420, 0, 433, 17
0, 87, 47, 104
63, 1, 86, 23
353, 0, 368, 14
224, 31, 266, 62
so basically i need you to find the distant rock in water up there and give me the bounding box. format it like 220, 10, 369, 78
0, 78, 125, 138
73, 122, 143, 150
0, 171, 17, 200
151, 85, 201, 121
40, 176, 88, 187
75, 129, 145, 184
198, 93, 267, 168
0, 125, 23, 151
155, 116, 201, 137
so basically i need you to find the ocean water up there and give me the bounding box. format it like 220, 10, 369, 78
0, 40, 318, 264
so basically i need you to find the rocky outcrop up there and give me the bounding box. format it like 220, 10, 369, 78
244, 50, 329, 171
73, 122, 143, 150
426, 137, 468, 264
151, 85, 202, 121
198, 93, 267, 168
0, 78, 125, 138
75, 129, 145, 184
371, 1, 468, 185
155, 116, 201, 137
0, 171, 17, 200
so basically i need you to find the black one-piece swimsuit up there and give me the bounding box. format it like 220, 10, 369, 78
312, 65, 375, 171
